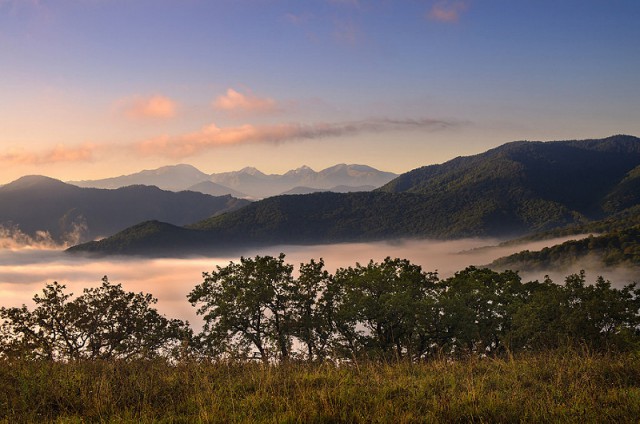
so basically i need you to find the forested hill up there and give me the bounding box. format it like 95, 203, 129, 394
0, 176, 249, 244
490, 226, 640, 271
378, 135, 640, 216
68, 135, 640, 256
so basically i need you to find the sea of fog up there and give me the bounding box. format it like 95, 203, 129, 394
1, 236, 637, 328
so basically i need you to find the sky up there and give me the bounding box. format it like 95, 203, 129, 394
1, 0, 640, 183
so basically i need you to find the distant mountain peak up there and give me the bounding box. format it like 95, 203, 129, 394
320, 163, 391, 178
11, 175, 61, 184
2, 175, 74, 191
140, 164, 207, 177
284, 165, 315, 176
238, 166, 265, 176
155, 163, 202, 173
324, 163, 347, 171
68, 164, 210, 192
66, 163, 398, 199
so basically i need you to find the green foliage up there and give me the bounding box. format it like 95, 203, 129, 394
0, 277, 190, 361
492, 226, 640, 270
438, 267, 524, 356
329, 258, 439, 360
509, 272, 640, 352
3, 254, 640, 364
188, 254, 297, 361
188, 255, 640, 362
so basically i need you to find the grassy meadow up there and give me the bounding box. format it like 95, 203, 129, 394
2, 350, 640, 423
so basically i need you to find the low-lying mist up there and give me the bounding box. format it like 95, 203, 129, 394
1, 235, 636, 328
0, 221, 88, 250
0, 225, 59, 250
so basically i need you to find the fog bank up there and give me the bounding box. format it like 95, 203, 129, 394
1, 235, 635, 328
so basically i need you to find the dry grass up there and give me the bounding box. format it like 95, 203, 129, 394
1, 350, 640, 423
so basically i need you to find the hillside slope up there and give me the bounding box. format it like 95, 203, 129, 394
68, 135, 640, 256
489, 226, 640, 271
0, 176, 249, 244
379, 135, 640, 218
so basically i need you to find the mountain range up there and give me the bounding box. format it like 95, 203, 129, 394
69, 164, 398, 199
68, 135, 640, 257
0, 176, 249, 244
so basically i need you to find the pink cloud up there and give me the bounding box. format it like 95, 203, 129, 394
213, 88, 278, 114
119, 94, 178, 120
0, 117, 458, 164
0, 143, 95, 165
136, 118, 456, 159
137, 123, 307, 158
428, 1, 469, 23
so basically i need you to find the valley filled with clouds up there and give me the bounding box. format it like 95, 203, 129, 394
3, 235, 635, 329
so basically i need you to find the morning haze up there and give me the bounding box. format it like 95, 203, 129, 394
2, 2, 640, 421
1, 235, 627, 329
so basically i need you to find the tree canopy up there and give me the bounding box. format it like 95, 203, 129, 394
0, 277, 190, 361
3, 255, 640, 363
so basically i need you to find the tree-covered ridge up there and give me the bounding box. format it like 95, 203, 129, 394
190, 190, 574, 239
194, 136, 640, 239
491, 226, 640, 271
379, 134, 640, 216
0, 175, 250, 244
4, 255, 640, 363
69, 220, 217, 257
493, 204, 640, 247
68, 135, 640, 256
603, 165, 640, 213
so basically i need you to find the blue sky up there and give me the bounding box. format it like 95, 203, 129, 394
1, 0, 639, 181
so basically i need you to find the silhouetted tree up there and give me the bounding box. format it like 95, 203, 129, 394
0, 277, 190, 361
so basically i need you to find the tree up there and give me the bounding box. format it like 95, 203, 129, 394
288, 258, 333, 361
73, 277, 191, 360
330, 258, 440, 361
438, 267, 524, 356
509, 271, 640, 351
188, 254, 295, 362
0, 277, 190, 361
0, 282, 77, 360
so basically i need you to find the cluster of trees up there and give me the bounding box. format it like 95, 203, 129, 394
188, 255, 640, 362
0, 277, 190, 361
2, 255, 640, 363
